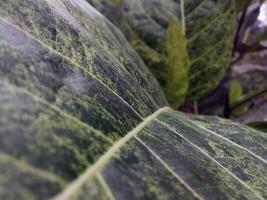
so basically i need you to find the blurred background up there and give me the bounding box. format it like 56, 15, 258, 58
89, 0, 267, 131
230, 0, 267, 129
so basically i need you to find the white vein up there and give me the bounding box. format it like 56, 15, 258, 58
52, 107, 169, 200
186, 119, 267, 165
0, 17, 143, 119
0, 80, 113, 144
135, 136, 203, 200
0, 152, 66, 186
96, 174, 116, 200
156, 119, 265, 200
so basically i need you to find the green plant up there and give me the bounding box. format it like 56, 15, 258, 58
88, 0, 237, 104
0, 1, 266, 200
229, 79, 243, 104
165, 16, 189, 108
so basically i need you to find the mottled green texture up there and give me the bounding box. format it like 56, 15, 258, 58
138, 120, 263, 200
96, 140, 198, 200
0, 153, 65, 200
0, 0, 165, 198
89, 0, 236, 101
189, 115, 267, 160
165, 16, 189, 108
158, 111, 267, 198
0, 19, 142, 137
185, 0, 235, 99
70, 176, 111, 200
0, 81, 112, 180
0, 0, 167, 115
0, 1, 266, 200
72, 113, 266, 200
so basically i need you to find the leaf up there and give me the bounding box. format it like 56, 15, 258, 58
0, 1, 266, 200
229, 79, 242, 104
88, 0, 237, 102
228, 79, 247, 116
165, 16, 190, 108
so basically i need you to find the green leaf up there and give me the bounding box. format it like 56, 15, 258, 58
185, 0, 236, 100
0, 1, 266, 200
229, 79, 242, 104
165, 16, 190, 108
88, 0, 237, 102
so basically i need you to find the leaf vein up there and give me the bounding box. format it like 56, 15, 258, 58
156, 119, 265, 200
0, 17, 143, 119
134, 136, 203, 200
52, 107, 170, 200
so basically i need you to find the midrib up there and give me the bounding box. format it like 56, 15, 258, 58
52, 105, 265, 200
1, 6, 265, 200
52, 107, 170, 200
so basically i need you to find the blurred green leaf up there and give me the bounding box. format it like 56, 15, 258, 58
229, 80, 242, 104
165, 16, 189, 108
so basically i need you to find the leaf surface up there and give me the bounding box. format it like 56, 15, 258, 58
0, 1, 266, 200
88, 0, 236, 101
165, 16, 189, 107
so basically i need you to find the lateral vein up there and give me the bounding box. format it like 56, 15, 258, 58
135, 136, 203, 200
52, 107, 170, 200
97, 174, 116, 200
0, 152, 66, 185
0, 17, 142, 119
157, 119, 265, 200
0, 80, 113, 145
186, 119, 267, 165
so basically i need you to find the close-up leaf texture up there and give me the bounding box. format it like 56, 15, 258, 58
0, 0, 266, 200
88, 0, 236, 101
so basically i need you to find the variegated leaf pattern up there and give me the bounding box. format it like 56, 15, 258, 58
89, 0, 236, 100
0, 1, 266, 200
